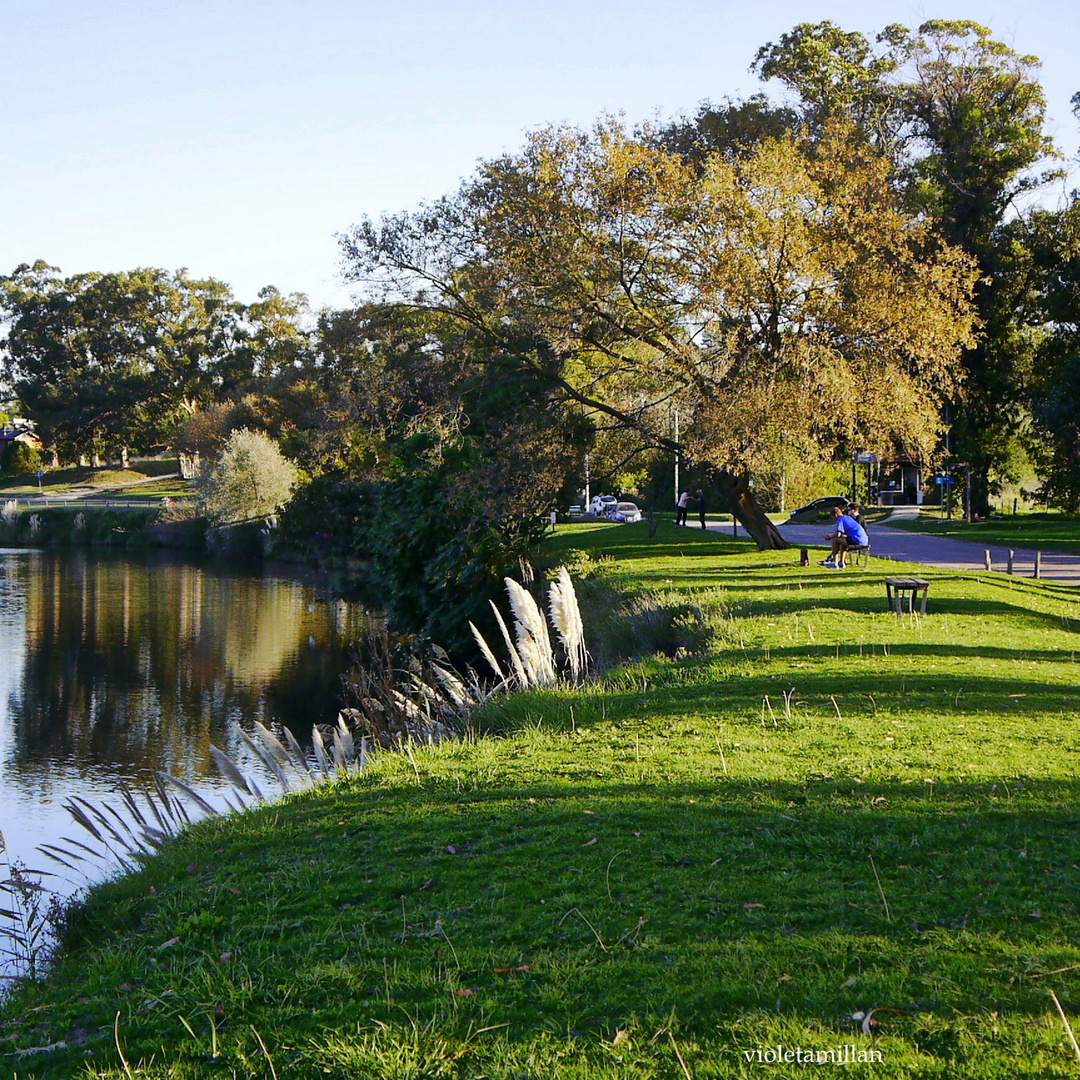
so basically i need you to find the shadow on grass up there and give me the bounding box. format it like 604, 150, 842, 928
758, 642, 1080, 664
15, 773, 1080, 1079
171, 777, 1080, 1021
493, 669, 1080, 726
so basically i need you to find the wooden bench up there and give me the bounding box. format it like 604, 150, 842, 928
885, 577, 929, 616
848, 543, 871, 567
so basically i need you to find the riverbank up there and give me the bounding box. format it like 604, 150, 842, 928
4, 522, 1080, 1078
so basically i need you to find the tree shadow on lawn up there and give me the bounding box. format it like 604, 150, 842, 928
226, 777, 1080, 1030
760, 642, 1080, 665
506, 669, 1080, 725
625, 569, 1080, 634
33, 777, 1080, 1078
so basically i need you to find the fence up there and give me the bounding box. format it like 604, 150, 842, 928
8, 497, 191, 510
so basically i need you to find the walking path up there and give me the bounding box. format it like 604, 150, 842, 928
7, 473, 182, 506
765, 506, 1080, 587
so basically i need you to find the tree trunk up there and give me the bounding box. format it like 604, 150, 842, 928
713, 470, 789, 550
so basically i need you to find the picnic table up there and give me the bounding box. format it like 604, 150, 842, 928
885, 577, 929, 616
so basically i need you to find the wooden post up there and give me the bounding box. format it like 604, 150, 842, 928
1007, 549, 1014, 575
1034, 551, 1042, 579
984, 549, 992, 571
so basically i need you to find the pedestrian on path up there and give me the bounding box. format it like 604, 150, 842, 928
696, 489, 707, 530
676, 491, 690, 526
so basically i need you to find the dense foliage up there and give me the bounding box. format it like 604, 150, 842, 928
343, 115, 978, 547
0, 263, 310, 463
1, 439, 42, 476
751, 19, 1062, 514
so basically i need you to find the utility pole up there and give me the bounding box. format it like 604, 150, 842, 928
673, 410, 680, 508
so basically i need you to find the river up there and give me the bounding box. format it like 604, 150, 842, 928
0, 548, 368, 904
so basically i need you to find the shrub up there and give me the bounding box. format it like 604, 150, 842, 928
1, 440, 42, 477
274, 473, 371, 557
195, 429, 299, 525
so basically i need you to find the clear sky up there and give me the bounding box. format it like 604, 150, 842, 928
2, 0, 1077, 310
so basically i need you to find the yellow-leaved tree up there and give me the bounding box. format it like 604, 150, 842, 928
342, 117, 977, 548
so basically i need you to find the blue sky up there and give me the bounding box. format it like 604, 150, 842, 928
1, 0, 1076, 309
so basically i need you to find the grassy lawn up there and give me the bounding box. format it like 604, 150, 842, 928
4, 522, 1080, 1077
883, 511, 1080, 556
0, 459, 190, 499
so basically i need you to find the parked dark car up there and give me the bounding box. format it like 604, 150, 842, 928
787, 496, 849, 520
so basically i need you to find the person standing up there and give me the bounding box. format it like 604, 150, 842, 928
696, 489, 707, 530
676, 490, 690, 526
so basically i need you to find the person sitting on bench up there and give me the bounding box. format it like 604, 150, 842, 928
821, 506, 869, 569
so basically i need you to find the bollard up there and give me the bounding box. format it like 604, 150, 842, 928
1007, 549, 1014, 575
1034, 551, 1042, 579
984, 549, 992, 571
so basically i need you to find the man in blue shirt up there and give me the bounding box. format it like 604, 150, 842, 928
821, 506, 869, 569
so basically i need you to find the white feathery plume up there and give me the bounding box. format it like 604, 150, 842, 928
547, 567, 587, 681
470, 620, 508, 684
431, 665, 471, 710
505, 577, 555, 685
490, 599, 530, 687
336, 714, 355, 762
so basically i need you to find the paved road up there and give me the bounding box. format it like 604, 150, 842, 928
767, 511, 1080, 587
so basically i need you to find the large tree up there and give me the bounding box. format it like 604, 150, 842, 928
1022, 197, 1080, 512
342, 118, 977, 548
754, 19, 1059, 513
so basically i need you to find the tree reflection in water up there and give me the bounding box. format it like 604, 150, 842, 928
0, 548, 367, 873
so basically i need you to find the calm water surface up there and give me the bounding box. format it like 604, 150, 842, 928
0, 548, 367, 890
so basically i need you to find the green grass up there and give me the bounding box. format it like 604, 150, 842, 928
0, 459, 189, 499
4, 522, 1080, 1077
883, 511, 1080, 556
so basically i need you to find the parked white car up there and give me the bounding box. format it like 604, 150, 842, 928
611, 501, 642, 523
589, 495, 617, 516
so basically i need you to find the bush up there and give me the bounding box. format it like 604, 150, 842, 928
195, 429, 299, 525
274, 473, 371, 558
358, 434, 546, 657
1, 440, 42, 477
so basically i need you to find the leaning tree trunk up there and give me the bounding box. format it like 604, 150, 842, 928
714, 471, 789, 551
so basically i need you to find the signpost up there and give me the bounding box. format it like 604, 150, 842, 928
935, 474, 957, 518
853, 453, 878, 504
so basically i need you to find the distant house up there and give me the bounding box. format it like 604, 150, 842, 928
0, 420, 44, 458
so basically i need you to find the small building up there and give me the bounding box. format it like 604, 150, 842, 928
0, 421, 43, 459
875, 455, 924, 506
